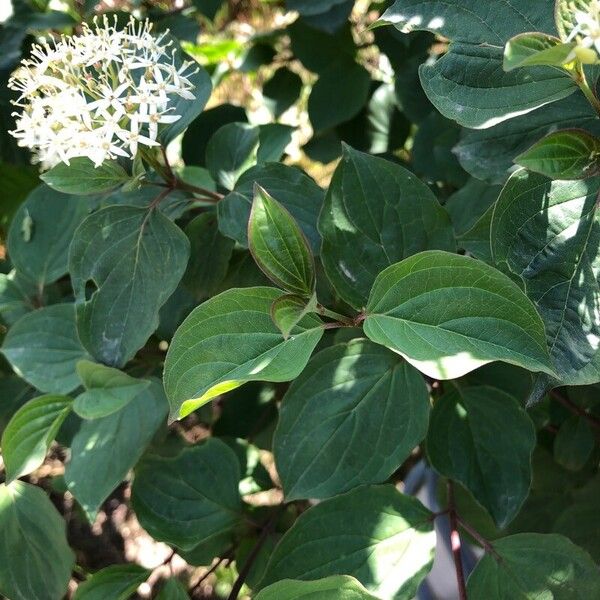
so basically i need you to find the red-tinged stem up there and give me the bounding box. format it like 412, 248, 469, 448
550, 390, 600, 432
447, 481, 468, 600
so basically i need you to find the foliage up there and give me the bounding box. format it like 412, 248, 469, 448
1, 0, 600, 599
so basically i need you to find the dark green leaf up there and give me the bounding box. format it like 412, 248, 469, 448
0, 481, 74, 600
156, 578, 190, 600
2, 304, 90, 394
263, 67, 303, 118
466, 533, 600, 598
287, 0, 348, 15
164, 287, 323, 420
257, 124, 294, 163
131, 439, 242, 550
275, 339, 430, 500
218, 163, 324, 253
183, 212, 234, 299
260, 485, 436, 599
256, 576, 378, 600
364, 251, 555, 380
455, 92, 600, 184
554, 415, 595, 471
249, 185, 316, 296
319, 146, 454, 309
73, 564, 150, 600
64, 380, 168, 521
515, 129, 600, 179
69, 205, 190, 367
7, 185, 88, 287
308, 59, 370, 132
2, 394, 72, 482
40, 158, 129, 195
427, 386, 536, 527
206, 122, 259, 190
73, 360, 151, 419
0, 271, 36, 326
491, 170, 600, 384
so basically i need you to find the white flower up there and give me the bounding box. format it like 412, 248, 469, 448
8, 15, 198, 169
566, 1, 600, 60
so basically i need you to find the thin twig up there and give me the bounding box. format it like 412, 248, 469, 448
227, 504, 285, 600
456, 516, 501, 561
550, 390, 600, 432
447, 481, 468, 600
190, 547, 234, 593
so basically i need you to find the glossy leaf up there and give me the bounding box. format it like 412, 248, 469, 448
491, 170, 600, 384
218, 162, 324, 253
164, 287, 323, 420
467, 533, 600, 597
554, 415, 595, 471
363, 251, 555, 380
263, 67, 303, 118
260, 485, 436, 599
156, 578, 190, 600
256, 576, 378, 600
73, 565, 150, 600
515, 129, 600, 179
249, 185, 315, 296
69, 205, 190, 367
274, 340, 430, 500
73, 360, 151, 419
319, 145, 454, 309
7, 185, 88, 287
2, 303, 90, 394
2, 394, 72, 482
131, 439, 242, 550
40, 158, 129, 195
64, 381, 168, 521
0, 481, 74, 600
427, 386, 536, 527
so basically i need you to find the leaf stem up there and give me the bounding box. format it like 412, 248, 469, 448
317, 305, 354, 325
447, 481, 468, 600
455, 515, 500, 560
228, 504, 285, 600
572, 65, 600, 116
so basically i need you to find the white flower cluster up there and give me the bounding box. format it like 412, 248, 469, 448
567, 0, 600, 62
9, 16, 198, 169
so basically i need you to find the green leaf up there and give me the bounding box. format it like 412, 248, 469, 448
2, 304, 90, 394
466, 533, 600, 598
504, 32, 576, 71
427, 386, 536, 527
308, 58, 371, 132
40, 158, 129, 195
363, 251, 555, 380
287, 0, 348, 15
73, 360, 151, 419
554, 415, 595, 471
455, 92, 600, 183
164, 287, 323, 420
256, 576, 378, 600
206, 122, 259, 190
259, 485, 436, 599
2, 395, 72, 482
218, 163, 324, 254
64, 380, 168, 522
319, 145, 455, 309
7, 185, 88, 287
257, 123, 294, 164
274, 339, 430, 500
131, 439, 242, 550
0, 481, 74, 600
379, 0, 555, 43
270, 293, 317, 339
0, 271, 36, 326
0, 377, 35, 437
515, 129, 600, 179
421, 44, 576, 129
183, 212, 234, 299
73, 564, 150, 600
263, 67, 303, 118
249, 185, 316, 296
491, 170, 600, 384
156, 578, 190, 600
69, 205, 190, 367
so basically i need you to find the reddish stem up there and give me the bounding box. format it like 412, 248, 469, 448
447, 481, 468, 600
